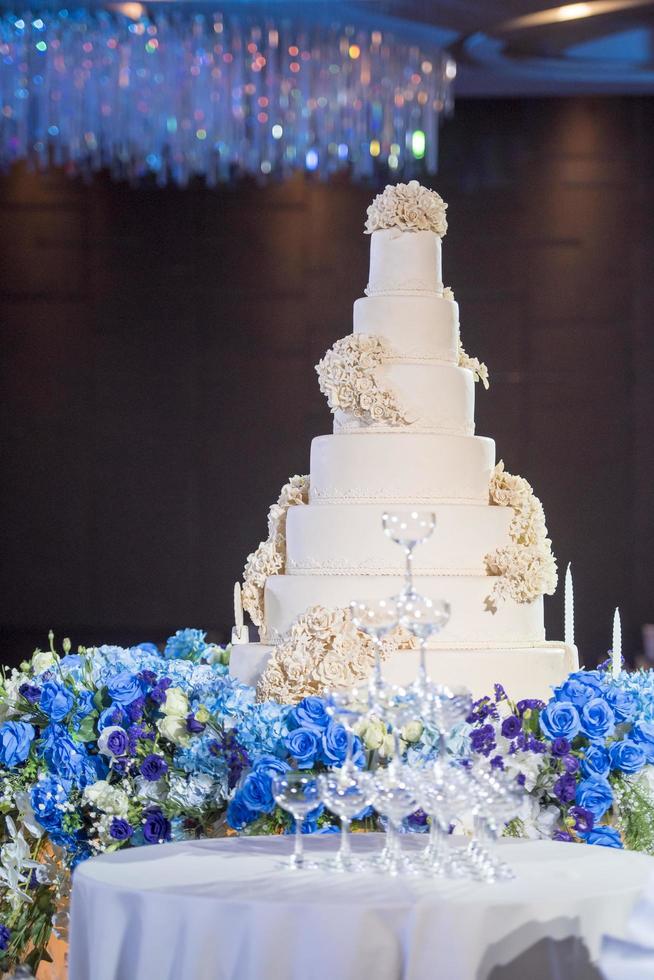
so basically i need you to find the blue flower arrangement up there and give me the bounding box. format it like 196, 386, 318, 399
2, 630, 654, 974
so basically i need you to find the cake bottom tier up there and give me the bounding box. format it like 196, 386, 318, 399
263, 574, 545, 646
230, 641, 579, 702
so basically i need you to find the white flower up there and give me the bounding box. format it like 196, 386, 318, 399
32, 650, 57, 674
316, 334, 411, 428
443, 286, 455, 301
83, 780, 130, 816
0, 816, 41, 910
365, 181, 448, 236
157, 714, 190, 746
242, 474, 309, 628
458, 339, 489, 389
13, 791, 43, 838
135, 776, 167, 802
162, 686, 189, 718
401, 720, 424, 743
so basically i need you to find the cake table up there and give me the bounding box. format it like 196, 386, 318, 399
69, 833, 654, 980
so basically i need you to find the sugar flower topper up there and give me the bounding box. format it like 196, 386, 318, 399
364, 180, 448, 236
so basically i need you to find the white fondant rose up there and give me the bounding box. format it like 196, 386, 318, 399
365, 180, 447, 236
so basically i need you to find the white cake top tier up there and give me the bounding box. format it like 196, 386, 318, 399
364, 181, 447, 297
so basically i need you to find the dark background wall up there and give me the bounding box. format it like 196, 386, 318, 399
2, 96, 654, 668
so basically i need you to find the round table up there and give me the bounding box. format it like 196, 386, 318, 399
69, 833, 654, 980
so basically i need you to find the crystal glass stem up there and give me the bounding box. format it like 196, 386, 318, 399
404, 544, 415, 596
417, 638, 427, 688
292, 819, 304, 869
339, 817, 352, 865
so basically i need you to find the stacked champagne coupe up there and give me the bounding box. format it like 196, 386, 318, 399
272, 511, 523, 881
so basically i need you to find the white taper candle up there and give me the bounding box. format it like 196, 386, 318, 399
564, 563, 574, 648
611, 607, 622, 679
234, 582, 243, 636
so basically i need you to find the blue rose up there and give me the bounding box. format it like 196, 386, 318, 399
284, 728, 319, 769
291, 697, 330, 733
568, 670, 608, 692
539, 701, 581, 741
575, 776, 613, 820
31, 775, 68, 831
609, 739, 646, 774
72, 690, 96, 726
252, 755, 291, 778
106, 671, 143, 706
321, 721, 351, 766
39, 682, 75, 722
40, 723, 93, 786
582, 825, 623, 848
554, 679, 596, 708
630, 720, 654, 763
240, 771, 275, 814
226, 793, 258, 830
98, 704, 126, 731
582, 744, 610, 777
0, 721, 35, 768
580, 698, 615, 740
605, 688, 638, 724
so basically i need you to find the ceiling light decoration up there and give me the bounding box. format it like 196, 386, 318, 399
0, 4, 455, 185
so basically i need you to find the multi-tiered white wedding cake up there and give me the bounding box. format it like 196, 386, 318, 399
230, 181, 578, 700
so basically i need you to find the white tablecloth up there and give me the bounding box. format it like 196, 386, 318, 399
69, 834, 654, 980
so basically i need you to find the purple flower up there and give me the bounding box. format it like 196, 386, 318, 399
109, 818, 133, 841
127, 698, 145, 723
142, 808, 171, 845
550, 737, 571, 758
490, 755, 505, 770
494, 683, 508, 702
553, 772, 577, 803
570, 806, 594, 834
553, 830, 574, 842
470, 724, 496, 757
186, 713, 206, 734
516, 698, 546, 716
139, 670, 158, 687
98, 704, 126, 731
501, 715, 522, 739
149, 678, 172, 706
19, 683, 41, 704
140, 754, 168, 782
563, 755, 580, 774
516, 773, 526, 787
0, 923, 10, 951
102, 727, 130, 757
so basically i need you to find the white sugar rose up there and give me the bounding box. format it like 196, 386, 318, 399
162, 686, 189, 718
84, 780, 130, 816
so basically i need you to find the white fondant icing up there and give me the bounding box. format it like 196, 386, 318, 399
366, 228, 442, 296
263, 574, 546, 645
332, 362, 475, 436
285, 502, 512, 576
353, 293, 459, 363
309, 432, 496, 504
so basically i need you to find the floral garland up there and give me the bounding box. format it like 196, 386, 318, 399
364, 180, 448, 236
242, 475, 309, 632
484, 461, 558, 608
256, 605, 416, 704
315, 334, 413, 427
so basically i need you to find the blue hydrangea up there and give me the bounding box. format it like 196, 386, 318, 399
164, 628, 207, 661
